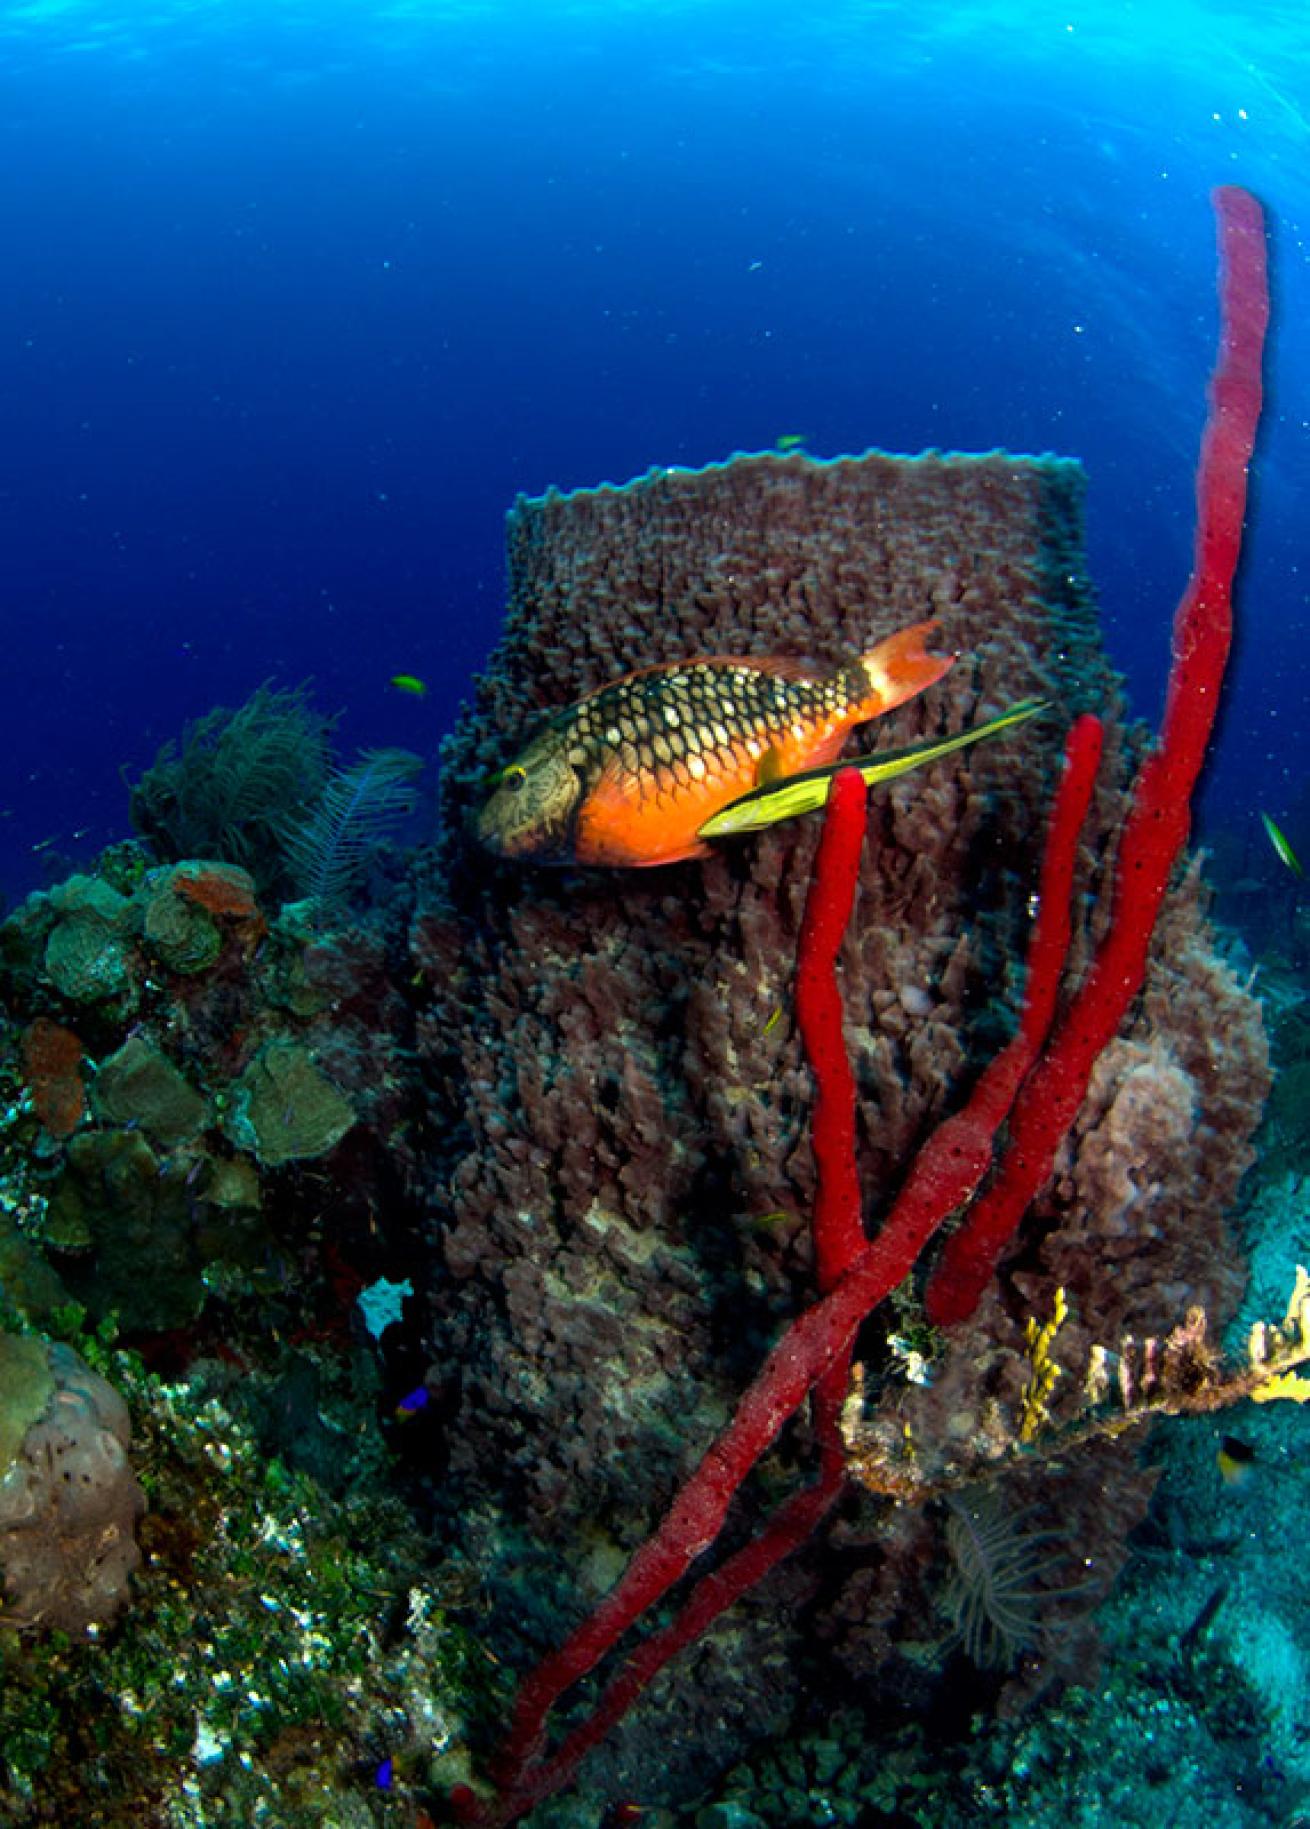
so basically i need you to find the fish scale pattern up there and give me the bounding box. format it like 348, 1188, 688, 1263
565, 661, 839, 792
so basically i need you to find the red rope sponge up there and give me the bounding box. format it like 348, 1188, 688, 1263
924, 184, 1269, 1327
464, 718, 1103, 1826
795, 764, 870, 1290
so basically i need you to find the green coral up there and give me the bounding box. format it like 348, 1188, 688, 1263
42, 876, 134, 1003
0, 1334, 54, 1476
224, 1040, 356, 1168
199, 1152, 263, 1216
141, 873, 222, 974
91, 1034, 209, 1147
43, 1132, 207, 1330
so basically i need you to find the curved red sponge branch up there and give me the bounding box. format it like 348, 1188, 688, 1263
795, 765, 870, 1290
925, 184, 1269, 1327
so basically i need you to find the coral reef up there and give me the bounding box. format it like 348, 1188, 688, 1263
0, 188, 1281, 1829
0, 856, 421, 1337
0, 1318, 490, 1824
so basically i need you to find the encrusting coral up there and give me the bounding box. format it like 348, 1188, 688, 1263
0, 855, 420, 1338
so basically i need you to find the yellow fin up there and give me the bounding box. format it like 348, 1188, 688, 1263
756, 747, 785, 786
698, 699, 1051, 841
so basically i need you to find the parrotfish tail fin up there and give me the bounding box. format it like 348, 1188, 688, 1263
851, 619, 955, 718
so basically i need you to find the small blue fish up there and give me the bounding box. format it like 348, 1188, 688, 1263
374, 1757, 394, 1791
395, 1383, 430, 1419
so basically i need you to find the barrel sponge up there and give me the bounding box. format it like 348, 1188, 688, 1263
417, 448, 1266, 1559
0, 1339, 145, 1635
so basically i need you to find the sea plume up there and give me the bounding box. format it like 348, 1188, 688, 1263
940, 1490, 1073, 1670
284, 747, 422, 922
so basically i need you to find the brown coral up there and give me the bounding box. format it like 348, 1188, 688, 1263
172, 860, 265, 929
22, 1016, 86, 1138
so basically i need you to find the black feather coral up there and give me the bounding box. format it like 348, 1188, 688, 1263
284, 747, 422, 921
940, 1488, 1076, 1670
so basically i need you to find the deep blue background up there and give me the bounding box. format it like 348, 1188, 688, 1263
0, 2, 1306, 902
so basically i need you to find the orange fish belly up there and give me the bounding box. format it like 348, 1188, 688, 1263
574, 750, 768, 867
574, 715, 869, 867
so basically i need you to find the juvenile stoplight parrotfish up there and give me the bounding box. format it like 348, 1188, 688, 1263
475, 619, 953, 867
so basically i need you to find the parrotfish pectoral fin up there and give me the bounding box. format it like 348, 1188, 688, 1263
697, 699, 1051, 841
856, 619, 956, 718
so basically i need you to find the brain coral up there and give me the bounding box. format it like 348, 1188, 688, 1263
0, 1337, 145, 1636
411, 450, 1268, 1791
41, 876, 134, 1003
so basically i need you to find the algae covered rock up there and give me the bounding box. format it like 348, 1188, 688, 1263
199, 1152, 263, 1216
44, 1131, 208, 1330
39, 1126, 274, 1332
0, 1226, 70, 1326
224, 1039, 356, 1167
92, 1033, 208, 1147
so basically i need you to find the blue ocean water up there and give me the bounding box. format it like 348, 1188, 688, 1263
0, 0, 1305, 901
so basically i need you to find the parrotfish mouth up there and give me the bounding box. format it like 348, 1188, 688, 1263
473, 761, 583, 864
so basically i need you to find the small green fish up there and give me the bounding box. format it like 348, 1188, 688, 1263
389, 673, 428, 698
775, 433, 808, 451
697, 699, 1049, 841
1260, 810, 1303, 876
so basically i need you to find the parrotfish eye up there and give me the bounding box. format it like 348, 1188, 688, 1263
502, 765, 528, 794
